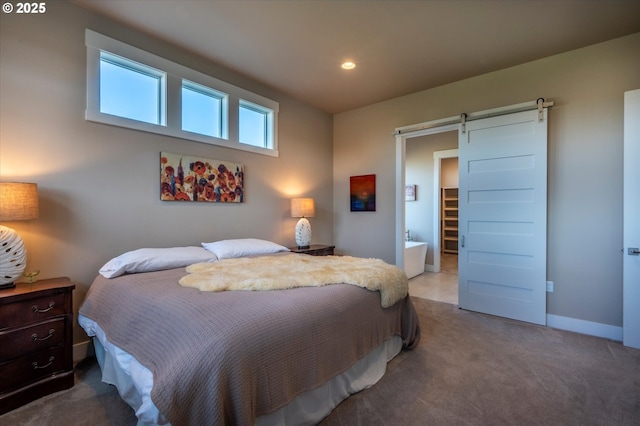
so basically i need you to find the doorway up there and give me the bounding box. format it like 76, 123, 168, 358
436, 155, 459, 301
404, 133, 459, 304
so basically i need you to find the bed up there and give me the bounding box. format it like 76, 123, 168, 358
78, 239, 421, 425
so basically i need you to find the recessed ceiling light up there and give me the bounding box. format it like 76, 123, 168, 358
341, 61, 356, 70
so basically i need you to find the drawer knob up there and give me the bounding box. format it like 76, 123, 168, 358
32, 301, 55, 313
32, 329, 55, 341
32, 356, 54, 370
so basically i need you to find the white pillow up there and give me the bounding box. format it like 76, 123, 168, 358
99, 246, 217, 278
202, 238, 289, 260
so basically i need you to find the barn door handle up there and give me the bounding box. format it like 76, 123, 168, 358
461, 235, 465, 248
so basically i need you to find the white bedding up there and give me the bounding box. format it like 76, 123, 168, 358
79, 315, 403, 426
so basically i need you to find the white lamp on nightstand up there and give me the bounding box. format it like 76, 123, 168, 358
0, 182, 39, 289
291, 198, 315, 249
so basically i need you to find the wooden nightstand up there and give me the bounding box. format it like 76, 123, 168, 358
0, 277, 75, 414
289, 244, 335, 256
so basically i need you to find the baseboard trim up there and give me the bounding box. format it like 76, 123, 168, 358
73, 339, 94, 363
547, 314, 623, 341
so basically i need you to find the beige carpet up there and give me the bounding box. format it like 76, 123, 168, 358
2, 297, 638, 425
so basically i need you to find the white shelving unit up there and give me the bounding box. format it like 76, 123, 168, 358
441, 187, 458, 254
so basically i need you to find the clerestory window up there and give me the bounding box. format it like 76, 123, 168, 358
85, 29, 279, 156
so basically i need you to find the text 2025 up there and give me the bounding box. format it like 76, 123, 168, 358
16, 2, 46, 13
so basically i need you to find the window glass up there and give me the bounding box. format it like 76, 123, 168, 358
182, 81, 223, 138
99, 53, 164, 125
240, 102, 268, 148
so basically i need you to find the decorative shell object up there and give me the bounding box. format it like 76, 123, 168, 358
0, 225, 27, 285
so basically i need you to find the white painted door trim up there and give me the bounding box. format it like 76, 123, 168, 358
623, 89, 640, 349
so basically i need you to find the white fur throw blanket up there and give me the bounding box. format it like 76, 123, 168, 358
179, 254, 408, 308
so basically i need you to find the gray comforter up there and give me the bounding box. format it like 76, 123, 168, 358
79, 258, 421, 425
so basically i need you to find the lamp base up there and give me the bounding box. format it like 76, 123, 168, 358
0, 225, 28, 287
297, 245, 311, 250
0, 282, 16, 290
295, 217, 312, 248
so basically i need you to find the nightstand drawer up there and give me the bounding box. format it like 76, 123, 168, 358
0, 293, 67, 330
310, 246, 334, 256
0, 346, 67, 393
0, 318, 66, 360
289, 244, 335, 256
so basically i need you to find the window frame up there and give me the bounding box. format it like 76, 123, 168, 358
181, 79, 228, 139
99, 51, 167, 126
239, 99, 274, 149
85, 29, 279, 157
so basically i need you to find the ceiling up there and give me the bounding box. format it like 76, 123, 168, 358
74, 1, 640, 114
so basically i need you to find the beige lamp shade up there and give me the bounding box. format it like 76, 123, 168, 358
0, 182, 39, 221
291, 198, 315, 218
0, 182, 39, 287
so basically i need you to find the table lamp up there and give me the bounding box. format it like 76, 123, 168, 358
291, 198, 315, 249
0, 182, 39, 289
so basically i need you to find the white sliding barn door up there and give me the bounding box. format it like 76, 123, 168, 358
458, 109, 547, 325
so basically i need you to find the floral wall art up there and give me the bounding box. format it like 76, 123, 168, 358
160, 152, 244, 202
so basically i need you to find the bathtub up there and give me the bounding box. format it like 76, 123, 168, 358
404, 241, 428, 279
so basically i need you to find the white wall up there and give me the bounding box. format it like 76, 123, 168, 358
334, 33, 640, 328
0, 2, 334, 346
